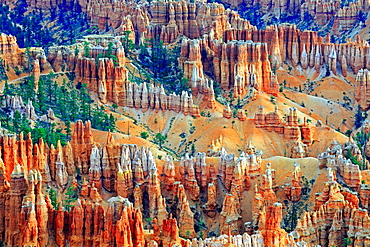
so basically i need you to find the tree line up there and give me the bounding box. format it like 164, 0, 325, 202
0, 0, 94, 48
1, 72, 115, 146
124, 34, 189, 95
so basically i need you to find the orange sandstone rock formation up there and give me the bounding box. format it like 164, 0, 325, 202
71, 120, 93, 174
259, 203, 291, 247
81, 0, 253, 44
224, 24, 370, 77
355, 68, 370, 110
255, 106, 314, 147
180, 37, 278, 97
292, 168, 370, 246
0, 126, 369, 246
47, 38, 201, 116
284, 162, 302, 202
319, 139, 362, 189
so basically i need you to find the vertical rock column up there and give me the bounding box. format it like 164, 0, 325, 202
5, 165, 27, 246
71, 120, 94, 174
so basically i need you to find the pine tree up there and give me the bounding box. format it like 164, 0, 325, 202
23, 75, 36, 102
20, 114, 31, 134
108, 113, 115, 131
31, 126, 47, 144
355, 105, 367, 129
140, 132, 149, 139
0, 56, 8, 82
106, 42, 114, 57
12, 111, 22, 133
83, 41, 91, 57
67, 87, 80, 121
138, 37, 189, 94
48, 187, 59, 209
74, 46, 79, 56
55, 84, 68, 118
65, 121, 72, 140
37, 77, 47, 114
121, 31, 135, 57
3, 81, 12, 96
154, 133, 166, 148
63, 185, 78, 212
79, 83, 92, 120
191, 143, 196, 155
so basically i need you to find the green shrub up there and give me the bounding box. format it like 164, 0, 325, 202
140, 132, 149, 139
